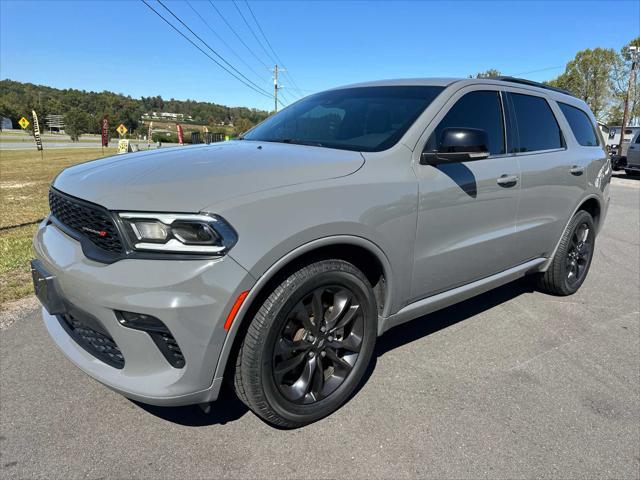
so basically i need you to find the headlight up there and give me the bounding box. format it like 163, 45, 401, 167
118, 212, 237, 255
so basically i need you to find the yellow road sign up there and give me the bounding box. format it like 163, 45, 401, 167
116, 124, 128, 136
18, 117, 30, 129
117, 139, 131, 154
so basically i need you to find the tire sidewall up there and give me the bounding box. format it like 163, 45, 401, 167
255, 262, 377, 425
559, 211, 595, 294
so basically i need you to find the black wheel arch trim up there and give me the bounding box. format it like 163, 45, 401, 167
540, 194, 603, 273
212, 235, 393, 383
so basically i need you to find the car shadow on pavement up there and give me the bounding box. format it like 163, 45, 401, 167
354, 277, 535, 397
134, 278, 534, 428
131, 385, 249, 427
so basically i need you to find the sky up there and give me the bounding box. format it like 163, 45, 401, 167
1, 0, 639, 111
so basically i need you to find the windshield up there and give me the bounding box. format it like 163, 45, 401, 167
243, 86, 445, 152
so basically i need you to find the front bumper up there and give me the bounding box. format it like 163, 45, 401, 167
33, 219, 255, 406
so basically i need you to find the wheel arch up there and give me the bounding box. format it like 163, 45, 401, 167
540, 194, 602, 272
213, 235, 393, 381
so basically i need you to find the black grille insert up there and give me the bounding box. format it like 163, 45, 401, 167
150, 332, 186, 368
57, 311, 125, 369
49, 189, 123, 254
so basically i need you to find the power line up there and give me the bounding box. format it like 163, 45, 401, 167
511, 65, 564, 76
208, 0, 271, 71
140, 0, 273, 99
243, 0, 305, 99
232, 0, 277, 66
155, 0, 272, 97
185, 0, 270, 88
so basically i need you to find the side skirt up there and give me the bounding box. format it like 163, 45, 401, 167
378, 258, 546, 335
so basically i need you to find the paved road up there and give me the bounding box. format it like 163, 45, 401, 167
0, 140, 150, 150
1, 178, 639, 479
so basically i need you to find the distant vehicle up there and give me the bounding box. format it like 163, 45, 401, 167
33, 76, 610, 427
607, 126, 640, 169
625, 130, 640, 176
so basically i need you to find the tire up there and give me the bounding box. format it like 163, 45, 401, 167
537, 210, 595, 296
233, 259, 377, 428
625, 169, 640, 177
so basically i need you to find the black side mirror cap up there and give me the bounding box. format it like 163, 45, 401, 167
421, 127, 491, 165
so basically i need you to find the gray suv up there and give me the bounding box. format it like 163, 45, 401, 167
32, 77, 610, 427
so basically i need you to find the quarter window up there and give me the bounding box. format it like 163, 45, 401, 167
507, 93, 563, 152
426, 91, 505, 156
558, 102, 599, 146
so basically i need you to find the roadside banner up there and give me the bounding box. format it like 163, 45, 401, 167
148, 121, 153, 147
176, 123, 184, 145
32, 110, 43, 151
101, 117, 109, 148
117, 139, 130, 154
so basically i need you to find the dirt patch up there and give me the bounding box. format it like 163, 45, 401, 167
0, 295, 38, 330
0, 181, 39, 189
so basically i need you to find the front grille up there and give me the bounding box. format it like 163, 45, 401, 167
49, 189, 123, 253
57, 312, 125, 369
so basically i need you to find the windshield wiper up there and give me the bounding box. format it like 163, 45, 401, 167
280, 138, 326, 147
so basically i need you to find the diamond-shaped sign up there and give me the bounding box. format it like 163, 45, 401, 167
18, 117, 30, 129
116, 124, 128, 136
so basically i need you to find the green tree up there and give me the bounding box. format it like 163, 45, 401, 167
474, 69, 501, 78
548, 48, 617, 119
233, 117, 254, 135
64, 107, 91, 141
609, 37, 640, 125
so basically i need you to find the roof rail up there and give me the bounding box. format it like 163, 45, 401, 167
487, 76, 574, 97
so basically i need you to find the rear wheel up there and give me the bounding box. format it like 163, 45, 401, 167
233, 259, 377, 428
537, 210, 595, 296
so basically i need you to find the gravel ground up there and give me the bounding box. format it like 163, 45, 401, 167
1, 177, 638, 479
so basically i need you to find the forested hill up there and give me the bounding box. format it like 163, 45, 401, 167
0, 79, 270, 135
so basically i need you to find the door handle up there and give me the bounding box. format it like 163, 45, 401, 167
496, 174, 518, 187
569, 165, 585, 176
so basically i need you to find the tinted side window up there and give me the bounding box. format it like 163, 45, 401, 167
558, 102, 599, 146
508, 93, 563, 152
427, 91, 505, 155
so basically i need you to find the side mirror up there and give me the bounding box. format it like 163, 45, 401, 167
421, 128, 490, 165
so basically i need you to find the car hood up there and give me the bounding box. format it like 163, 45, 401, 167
53, 141, 364, 211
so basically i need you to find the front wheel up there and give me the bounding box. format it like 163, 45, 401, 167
536, 210, 595, 296
233, 259, 377, 428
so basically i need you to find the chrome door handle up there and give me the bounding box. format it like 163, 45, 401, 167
570, 165, 585, 176
496, 174, 518, 187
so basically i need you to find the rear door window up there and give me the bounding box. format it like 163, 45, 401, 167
507, 93, 563, 153
558, 102, 599, 146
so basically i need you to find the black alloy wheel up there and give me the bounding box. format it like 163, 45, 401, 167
565, 221, 593, 288
272, 286, 364, 404
233, 259, 377, 428
537, 210, 596, 296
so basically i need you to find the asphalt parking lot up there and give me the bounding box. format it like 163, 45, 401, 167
1, 176, 638, 479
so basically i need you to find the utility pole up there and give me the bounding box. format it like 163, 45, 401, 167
273, 64, 284, 112
620, 45, 638, 139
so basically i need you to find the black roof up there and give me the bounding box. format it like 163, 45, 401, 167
488, 76, 574, 97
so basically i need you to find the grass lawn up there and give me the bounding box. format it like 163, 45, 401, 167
0, 148, 116, 307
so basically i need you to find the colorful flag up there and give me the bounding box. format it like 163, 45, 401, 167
177, 123, 184, 145
148, 121, 153, 147
101, 117, 109, 147
32, 110, 43, 151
